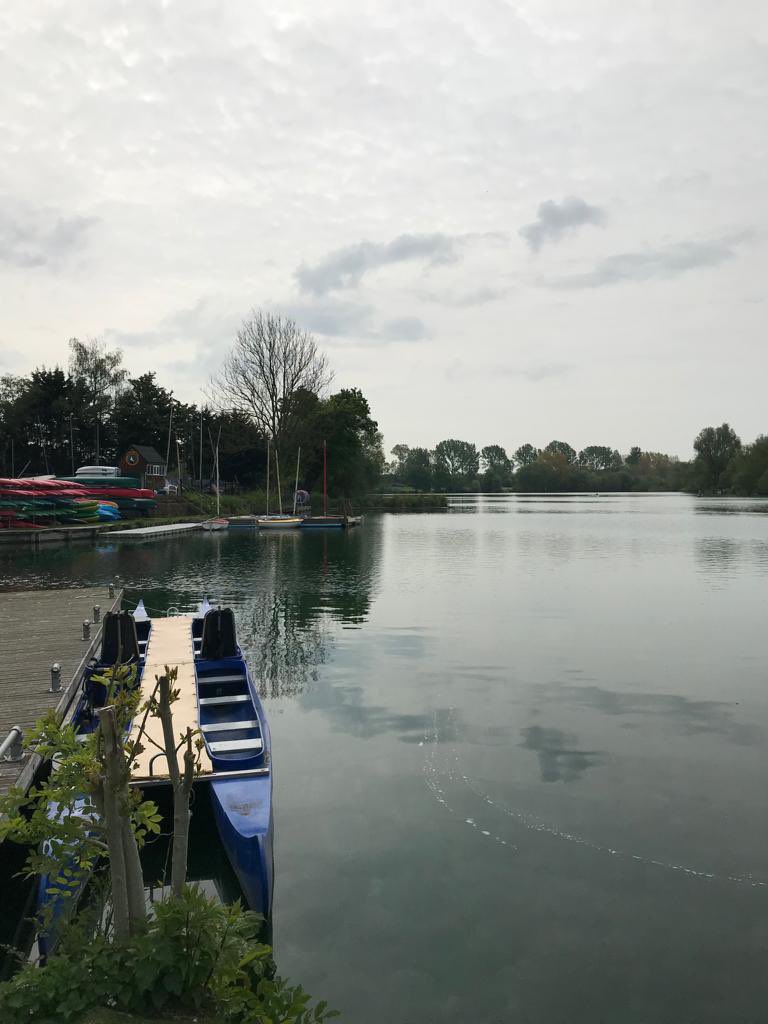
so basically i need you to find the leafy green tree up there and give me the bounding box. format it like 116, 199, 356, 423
578, 445, 622, 471
480, 444, 512, 491
514, 443, 539, 466
692, 423, 741, 492
727, 435, 768, 495
544, 439, 577, 463
68, 337, 127, 464
432, 439, 479, 491
400, 447, 433, 490
626, 445, 642, 465
390, 444, 411, 476
308, 388, 384, 499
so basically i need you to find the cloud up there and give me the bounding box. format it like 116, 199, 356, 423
548, 235, 746, 289
295, 232, 459, 294
380, 316, 428, 341
423, 286, 508, 307
280, 297, 374, 337
520, 196, 605, 252
0, 201, 97, 269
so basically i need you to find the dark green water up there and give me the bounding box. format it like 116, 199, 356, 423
2, 493, 768, 1023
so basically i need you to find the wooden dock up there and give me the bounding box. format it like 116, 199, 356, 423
0, 586, 121, 796
107, 522, 202, 540
130, 616, 212, 783
0, 525, 111, 547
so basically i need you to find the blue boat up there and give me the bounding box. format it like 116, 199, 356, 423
193, 607, 274, 917
36, 601, 273, 957
36, 606, 152, 960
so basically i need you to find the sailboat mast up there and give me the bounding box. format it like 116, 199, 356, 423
275, 448, 283, 515
323, 439, 327, 516
293, 446, 301, 515
265, 438, 270, 515
215, 425, 221, 516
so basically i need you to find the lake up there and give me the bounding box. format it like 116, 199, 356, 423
2, 492, 768, 1022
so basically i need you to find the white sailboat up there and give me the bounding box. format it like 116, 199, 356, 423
202, 425, 228, 531
257, 442, 302, 528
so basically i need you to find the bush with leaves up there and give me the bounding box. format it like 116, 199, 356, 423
0, 663, 338, 1023
0, 885, 338, 1023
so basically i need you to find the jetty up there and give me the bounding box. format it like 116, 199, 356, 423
0, 524, 111, 547
0, 585, 121, 797
106, 522, 202, 540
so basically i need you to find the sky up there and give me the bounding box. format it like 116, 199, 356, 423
1, 1, 767, 458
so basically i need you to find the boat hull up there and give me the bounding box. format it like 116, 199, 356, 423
256, 516, 302, 529
210, 774, 274, 918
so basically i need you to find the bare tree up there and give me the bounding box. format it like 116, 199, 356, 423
211, 311, 332, 452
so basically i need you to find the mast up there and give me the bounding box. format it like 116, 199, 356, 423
215, 425, 222, 516
199, 409, 203, 493
265, 438, 270, 515
164, 395, 174, 478
275, 448, 283, 515
323, 439, 328, 515
293, 446, 301, 515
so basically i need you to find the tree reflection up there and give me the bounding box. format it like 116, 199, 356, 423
519, 725, 603, 783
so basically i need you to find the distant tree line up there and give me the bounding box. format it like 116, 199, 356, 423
0, 313, 384, 500
386, 425, 768, 496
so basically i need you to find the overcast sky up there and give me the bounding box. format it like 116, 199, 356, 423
1, 1, 767, 457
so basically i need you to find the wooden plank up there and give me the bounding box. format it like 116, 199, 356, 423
0, 587, 121, 797
129, 616, 212, 782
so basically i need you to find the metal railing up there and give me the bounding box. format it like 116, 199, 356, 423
0, 725, 23, 762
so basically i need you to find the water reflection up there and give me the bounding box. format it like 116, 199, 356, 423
519, 725, 603, 782
539, 684, 761, 745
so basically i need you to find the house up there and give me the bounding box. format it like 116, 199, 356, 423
119, 445, 168, 489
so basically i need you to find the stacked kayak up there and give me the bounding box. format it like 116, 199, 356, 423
0, 478, 133, 528
58, 475, 156, 515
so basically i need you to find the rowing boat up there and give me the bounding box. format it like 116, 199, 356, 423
36, 600, 273, 957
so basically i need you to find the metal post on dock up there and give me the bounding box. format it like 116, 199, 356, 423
49, 662, 62, 692
93, 604, 101, 623
0, 726, 24, 762
82, 619, 91, 641
109, 582, 114, 598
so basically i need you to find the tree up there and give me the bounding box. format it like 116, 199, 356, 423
727, 435, 768, 495
432, 439, 479, 490
400, 447, 433, 490
626, 445, 642, 465
577, 445, 622, 472
692, 423, 741, 492
390, 444, 411, 476
514, 443, 539, 467
308, 388, 384, 499
480, 444, 512, 491
69, 338, 127, 464
211, 311, 332, 456
544, 439, 577, 464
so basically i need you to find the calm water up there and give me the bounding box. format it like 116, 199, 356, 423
2, 493, 768, 1022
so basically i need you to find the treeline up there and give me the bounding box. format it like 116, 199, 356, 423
0, 328, 385, 499
387, 426, 768, 495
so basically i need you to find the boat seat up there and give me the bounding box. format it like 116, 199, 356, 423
199, 694, 250, 706
198, 674, 245, 685
208, 738, 263, 754
201, 719, 258, 732
200, 608, 238, 659
100, 611, 141, 665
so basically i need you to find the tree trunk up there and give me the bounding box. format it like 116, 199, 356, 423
97, 706, 131, 940
157, 668, 195, 896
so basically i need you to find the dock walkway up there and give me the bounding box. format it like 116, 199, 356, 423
107, 523, 202, 540
0, 586, 120, 796
130, 616, 212, 783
